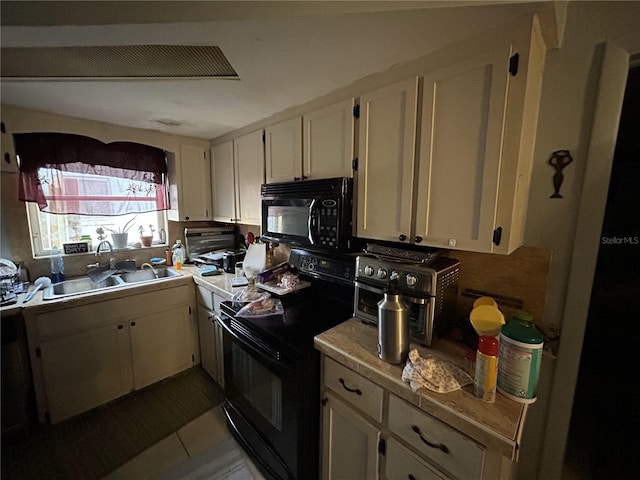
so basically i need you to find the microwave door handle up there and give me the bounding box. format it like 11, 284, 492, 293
308, 199, 317, 243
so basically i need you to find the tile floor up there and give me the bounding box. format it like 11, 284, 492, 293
104, 405, 265, 480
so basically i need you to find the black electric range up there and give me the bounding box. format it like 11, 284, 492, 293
218, 248, 355, 480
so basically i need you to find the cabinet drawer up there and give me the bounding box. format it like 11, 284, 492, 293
385, 437, 445, 480
388, 394, 484, 480
196, 285, 215, 311
324, 357, 383, 423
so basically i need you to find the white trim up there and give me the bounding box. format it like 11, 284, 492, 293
539, 41, 630, 479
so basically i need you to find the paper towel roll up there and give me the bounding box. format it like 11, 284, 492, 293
242, 243, 266, 280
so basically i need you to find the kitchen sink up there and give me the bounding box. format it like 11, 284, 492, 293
42, 267, 182, 300
119, 268, 180, 283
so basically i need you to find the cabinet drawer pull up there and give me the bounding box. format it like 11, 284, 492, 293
117, 324, 123, 330
399, 234, 407, 241
411, 425, 449, 453
414, 236, 423, 243
130, 321, 136, 327
339, 377, 362, 395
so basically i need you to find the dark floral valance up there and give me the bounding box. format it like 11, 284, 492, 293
15, 132, 169, 215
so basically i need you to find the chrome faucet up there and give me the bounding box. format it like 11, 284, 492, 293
141, 263, 159, 278
96, 240, 113, 256
95, 241, 116, 269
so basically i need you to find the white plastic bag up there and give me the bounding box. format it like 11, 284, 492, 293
236, 298, 284, 318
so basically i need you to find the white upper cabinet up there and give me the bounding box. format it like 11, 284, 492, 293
414, 47, 511, 253
356, 78, 418, 243
234, 130, 265, 225
264, 99, 355, 183
265, 117, 302, 183
303, 98, 355, 179
168, 144, 212, 221
211, 132, 265, 226
415, 19, 545, 254
1, 120, 19, 173
211, 140, 236, 223
357, 16, 545, 254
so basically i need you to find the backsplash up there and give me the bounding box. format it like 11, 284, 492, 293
451, 246, 552, 335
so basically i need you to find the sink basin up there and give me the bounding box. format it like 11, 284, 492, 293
43, 275, 124, 300
42, 268, 182, 300
120, 268, 181, 283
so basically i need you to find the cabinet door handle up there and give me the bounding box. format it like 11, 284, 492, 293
117, 324, 123, 330
130, 321, 136, 327
321, 398, 328, 406
339, 377, 362, 395
411, 425, 449, 453
399, 234, 407, 241
408, 475, 417, 480
185, 216, 190, 221
414, 236, 423, 243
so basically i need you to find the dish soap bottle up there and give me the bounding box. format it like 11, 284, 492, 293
50, 246, 65, 283
171, 240, 184, 270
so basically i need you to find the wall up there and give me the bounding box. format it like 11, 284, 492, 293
518, 2, 640, 478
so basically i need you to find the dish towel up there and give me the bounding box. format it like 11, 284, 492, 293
401, 348, 472, 393
197, 265, 222, 276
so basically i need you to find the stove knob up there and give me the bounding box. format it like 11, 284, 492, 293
406, 274, 418, 287
376, 268, 387, 279
363, 265, 374, 276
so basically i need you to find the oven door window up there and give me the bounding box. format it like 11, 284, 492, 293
230, 342, 282, 430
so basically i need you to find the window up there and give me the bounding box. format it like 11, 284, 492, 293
15, 132, 169, 257
26, 204, 167, 256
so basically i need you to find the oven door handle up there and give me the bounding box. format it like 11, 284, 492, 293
219, 315, 294, 374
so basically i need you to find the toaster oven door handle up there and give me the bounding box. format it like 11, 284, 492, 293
354, 280, 384, 294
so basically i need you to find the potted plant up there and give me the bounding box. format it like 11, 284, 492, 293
100, 217, 136, 249
138, 224, 156, 247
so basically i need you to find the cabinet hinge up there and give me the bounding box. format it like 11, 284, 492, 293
378, 438, 386, 455
35, 347, 41, 358
262, 132, 266, 143
1, 122, 6, 133
493, 226, 503, 246
192, 354, 195, 364
188, 306, 192, 315
509, 53, 519, 76
352, 157, 358, 171
353, 104, 360, 118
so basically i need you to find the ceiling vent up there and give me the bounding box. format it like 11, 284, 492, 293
1, 45, 239, 80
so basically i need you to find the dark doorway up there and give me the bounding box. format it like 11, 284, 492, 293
564, 63, 640, 478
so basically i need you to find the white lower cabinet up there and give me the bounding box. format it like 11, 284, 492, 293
26, 284, 197, 423
321, 356, 505, 480
129, 305, 192, 390
321, 391, 380, 480
388, 394, 485, 480
385, 438, 445, 480
196, 285, 225, 388
40, 322, 133, 424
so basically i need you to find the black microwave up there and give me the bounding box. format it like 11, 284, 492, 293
261, 177, 354, 252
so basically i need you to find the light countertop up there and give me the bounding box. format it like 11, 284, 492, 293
1, 266, 242, 317
314, 318, 528, 460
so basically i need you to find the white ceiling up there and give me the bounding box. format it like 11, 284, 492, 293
1, 1, 547, 140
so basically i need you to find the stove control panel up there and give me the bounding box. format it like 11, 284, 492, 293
289, 249, 355, 284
